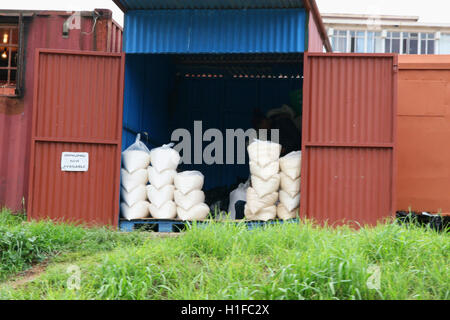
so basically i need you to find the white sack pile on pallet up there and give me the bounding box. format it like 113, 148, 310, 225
245, 139, 281, 221
174, 171, 209, 221
147, 144, 180, 219
120, 134, 151, 220
277, 151, 301, 220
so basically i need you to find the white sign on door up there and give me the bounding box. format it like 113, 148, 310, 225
61, 152, 89, 172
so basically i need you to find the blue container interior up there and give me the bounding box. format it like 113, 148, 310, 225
123, 9, 307, 54
122, 54, 303, 191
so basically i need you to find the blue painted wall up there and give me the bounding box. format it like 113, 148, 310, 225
124, 9, 307, 54
123, 55, 174, 149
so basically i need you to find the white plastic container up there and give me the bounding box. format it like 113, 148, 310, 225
227, 181, 250, 220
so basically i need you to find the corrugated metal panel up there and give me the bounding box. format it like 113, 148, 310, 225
115, 0, 305, 10
301, 53, 398, 226
124, 9, 306, 53
397, 55, 450, 213
0, 11, 123, 212
28, 50, 124, 227
0, 105, 27, 211
307, 11, 323, 52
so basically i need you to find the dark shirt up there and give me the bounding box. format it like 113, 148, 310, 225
270, 115, 302, 156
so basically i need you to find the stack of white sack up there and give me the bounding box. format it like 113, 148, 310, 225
174, 171, 209, 221
277, 151, 301, 220
120, 134, 151, 220
147, 144, 180, 219
245, 139, 281, 221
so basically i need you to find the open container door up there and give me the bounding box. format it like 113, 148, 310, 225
27, 49, 125, 227
301, 53, 398, 226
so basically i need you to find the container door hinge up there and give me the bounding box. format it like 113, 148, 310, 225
393, 64, 399, 73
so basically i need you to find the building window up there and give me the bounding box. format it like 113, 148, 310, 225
367, 32, 383, 53
331, 30, 348, 53
0, 24, 19, 96
385, 32, 401, 53
420, 33, 435, 54
350, 31, 365, 53
328, 29, 439, 54
440, 33, 450, 54
402, 32, 419, 54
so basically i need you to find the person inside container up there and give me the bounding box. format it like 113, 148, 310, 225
230, 106, 302, 220
252, 105, 302, 157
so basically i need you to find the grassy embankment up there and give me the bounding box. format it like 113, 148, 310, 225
0, 208, 448, 300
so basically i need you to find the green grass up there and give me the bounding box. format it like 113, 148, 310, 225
0, 208, 148, 282
0, 208, 448, 300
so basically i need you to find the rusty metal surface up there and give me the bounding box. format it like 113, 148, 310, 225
301, 53, 398, 226
0, 11, 122, 212
397, 55, 450, 213
27, 50, 124, 227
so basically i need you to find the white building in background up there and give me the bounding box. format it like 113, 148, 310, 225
322, 13, 450, 54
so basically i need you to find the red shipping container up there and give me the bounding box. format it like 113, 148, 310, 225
0, 10, 122, 212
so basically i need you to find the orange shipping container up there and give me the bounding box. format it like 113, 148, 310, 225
397, 55, 450, 213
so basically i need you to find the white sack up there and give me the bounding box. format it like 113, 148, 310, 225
177, 203, 210, 221
174, 189, 205, 211
279, 190, 300, 212
277, 203, 299, 220
149, 201, 177, 219
246, 187, 278, 215
174, 171, 205, 195
228, 180, 250, 220
249, 160, 279, 181
247, 139, 281, 167
251, 174, 280, 198
122, 134, 151, 173
280, 172, 301, 198
245, 205, 277, 222
147, 166, 177, 189
121, 168, 148, 192
121, 201, 150, 220
147, 185, 175, 208
279, 151, 302, 180
150, 144, 181, 173
122, 150, 151, 173
120, 185, 147, 207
